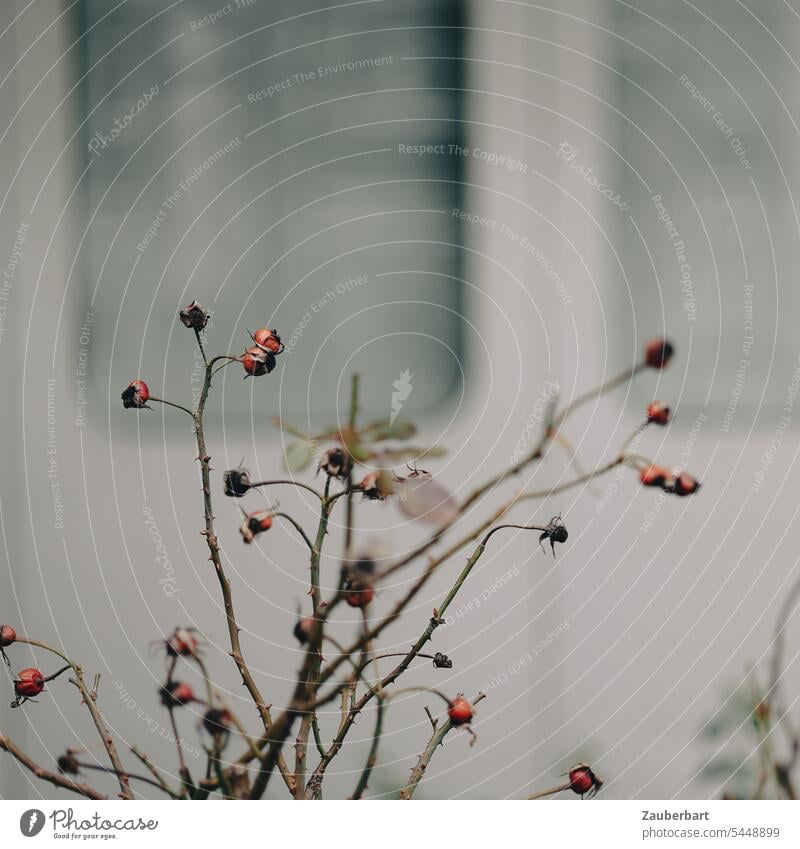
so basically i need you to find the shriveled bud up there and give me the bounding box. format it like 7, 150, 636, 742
239, 510, 273, 544
670, 472, 701, 496
179, 300, 209, 330
538, 514, 568, 557
433, 652, 453, 669
202, 708, 232, 738
57, 753, 81, 776
166, 627, 198, 657
223, 467, 252, 497
318, 447, 352, 479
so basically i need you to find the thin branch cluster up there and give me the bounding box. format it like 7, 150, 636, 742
1, 305, 708, 800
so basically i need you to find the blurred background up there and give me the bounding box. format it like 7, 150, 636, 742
1, 0, 799, 800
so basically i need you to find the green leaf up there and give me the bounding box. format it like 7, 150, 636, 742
283, 440, 315, 472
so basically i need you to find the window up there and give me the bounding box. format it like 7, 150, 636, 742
76, 0, 467, 425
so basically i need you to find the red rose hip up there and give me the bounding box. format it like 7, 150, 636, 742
121, 380, 150, 409
252, 327, 283, 354
242, 345, 276, 378
568, 763, 602, 797
0, 624, 16, 647
646, 401, 671, 426
644, 338, 674, 369
344, 580, 374, 608
640, 464, 670, 488
14, 667, 45, 699
447, 695, 473, 726
159, 681, 195, 707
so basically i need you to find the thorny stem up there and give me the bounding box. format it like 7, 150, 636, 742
343, 373, 360, 558
294, 478, 333, 798
399, 692, 486, 799
13, 637, 132, 799
194, 354, 294, 795
345, 687, 454, 800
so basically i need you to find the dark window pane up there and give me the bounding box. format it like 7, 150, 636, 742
77, 0, 466, 425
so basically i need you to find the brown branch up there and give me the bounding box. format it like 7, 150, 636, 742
0, 734, 106, 800
193, 355, 294, 796
525, 781, 572, 800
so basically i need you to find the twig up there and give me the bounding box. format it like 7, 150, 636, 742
193, 355, 294, 795
525, 781, 572, 800
273, 512, 314, 552
166, 704, 191, 791
343, 373, 359, 557
130, 745, 181, 799
249, 479, 324, 502
552, 363, 644, 428
73, 761, 174, 796
148, 396, 195, 417
351, 696, 385, 800
194, 328, 208, 366
0, 734, 106, 800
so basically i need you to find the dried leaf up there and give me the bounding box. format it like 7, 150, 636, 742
396, 474, 458, 527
